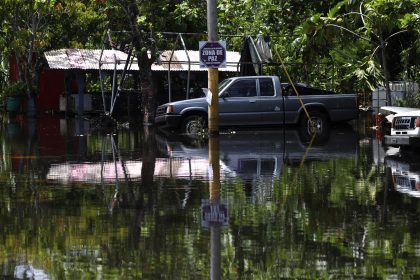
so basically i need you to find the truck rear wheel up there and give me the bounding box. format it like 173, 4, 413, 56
299, 110, 329, 144
181, 115, 207, 136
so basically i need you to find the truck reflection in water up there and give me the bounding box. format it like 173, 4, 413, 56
14, 264, 50, 280
385, 152, 420, 198
156, 125, 358, 201
46, 125, 358, 202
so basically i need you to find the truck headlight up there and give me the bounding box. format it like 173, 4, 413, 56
166, 105, 173, 114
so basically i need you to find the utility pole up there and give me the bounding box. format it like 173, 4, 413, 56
207, 2, 221, 280
207, 0, 219, 136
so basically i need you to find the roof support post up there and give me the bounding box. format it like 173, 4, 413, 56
179, 33, 191, 99
167, 35, 180, 103
99, 30, 109, 114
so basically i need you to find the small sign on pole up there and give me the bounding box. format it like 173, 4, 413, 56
202, 88, 213, 106
201, 199, 229, 228
199, 41, 226, 69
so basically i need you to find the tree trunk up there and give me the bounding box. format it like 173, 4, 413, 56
138, 61, 158, 125
379, 37, 392, 106
126, 1, 158, 126
25, 8, 39, 117
141, 125, 157, 187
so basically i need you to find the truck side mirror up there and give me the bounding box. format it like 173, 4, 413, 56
221, 91, 230, 98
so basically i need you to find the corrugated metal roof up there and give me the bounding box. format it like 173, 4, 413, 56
44, 49, 139, 71
151, 50, 241, 72
44, 49, 241, 72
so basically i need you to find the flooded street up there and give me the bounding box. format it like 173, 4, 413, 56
1, 113, 420, 279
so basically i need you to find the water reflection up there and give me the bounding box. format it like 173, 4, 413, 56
157, 126, 358, 202
2, 115, 420, 279
207, 135, 222, 280
14, 264, 51, 279
385, 152, 420, 198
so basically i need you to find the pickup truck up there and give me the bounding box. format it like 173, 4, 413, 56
155, 76, 359, 135
384, 108, 420, 149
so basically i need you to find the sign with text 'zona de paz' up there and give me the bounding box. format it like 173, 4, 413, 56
199, 41, 226, 69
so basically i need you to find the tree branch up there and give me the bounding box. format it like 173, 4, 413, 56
323, 24, 371, 42
384, 30, 410, 43
340, 11, 373, 23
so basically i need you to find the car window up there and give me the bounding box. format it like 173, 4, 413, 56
219, 79, 231, 92
238, 159, 258, 173
259, 78, 275, 96
224, 79, 257, 97
260, 159, 276, 174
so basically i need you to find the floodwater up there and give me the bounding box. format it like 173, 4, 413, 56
1, 113, 420, 279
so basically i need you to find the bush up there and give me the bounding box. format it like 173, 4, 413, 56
3, 81, 26, 97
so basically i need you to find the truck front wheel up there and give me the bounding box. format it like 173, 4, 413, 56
181, 115, 207, 136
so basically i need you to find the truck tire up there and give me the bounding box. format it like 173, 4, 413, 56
181, 115, 207, 136
299, 110, 329, 144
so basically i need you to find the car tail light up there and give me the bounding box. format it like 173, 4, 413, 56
166, 105, 173, 114
416, 117, 420, 127
391, 118, 395, 129
416, 182, 420, 192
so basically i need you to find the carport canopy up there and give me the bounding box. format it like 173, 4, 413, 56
44, 48, 241, 72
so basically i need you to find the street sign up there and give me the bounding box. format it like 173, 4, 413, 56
199, 41, 226, 68
201, 199, 229, 228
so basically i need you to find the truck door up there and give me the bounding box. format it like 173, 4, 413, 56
219, 78, 261, 125
257, 77, 284, 124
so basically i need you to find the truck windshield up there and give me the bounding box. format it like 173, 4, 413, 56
218, 79, 232, 93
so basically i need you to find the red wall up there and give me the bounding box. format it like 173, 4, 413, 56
38, 69, 65, 112
9, 55, 65, 112
8, 55, 19, 82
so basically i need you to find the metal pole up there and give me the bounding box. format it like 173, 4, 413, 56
110, 53, 118, 115
168, 35, 180, 103
99, 30, 109, 113
207, 0, 219, 136
179, 34, 191, 99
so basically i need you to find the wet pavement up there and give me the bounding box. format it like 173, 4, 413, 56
1, 113, 420, 279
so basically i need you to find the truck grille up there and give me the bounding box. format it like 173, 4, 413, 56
394, 117, 416, 130
156, 106, 167, 116
395, 176, 416, 190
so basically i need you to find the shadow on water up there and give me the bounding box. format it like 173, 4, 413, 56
3, 114, 420, 279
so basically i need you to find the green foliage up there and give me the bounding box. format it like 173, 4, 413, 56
49, 1, 108, 49
0, 81, 26, 103
0, 0, 418, 99
297, 0, 420, 93
0, 0, 108, 100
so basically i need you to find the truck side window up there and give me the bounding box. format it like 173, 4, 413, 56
225, 79, 257, 97
259, 78, 275, 96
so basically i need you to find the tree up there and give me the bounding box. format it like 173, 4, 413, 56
107, 0, 207, 125
0, 0, 57, 116
302, 0, 420, 97
0, 0, 107, 116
